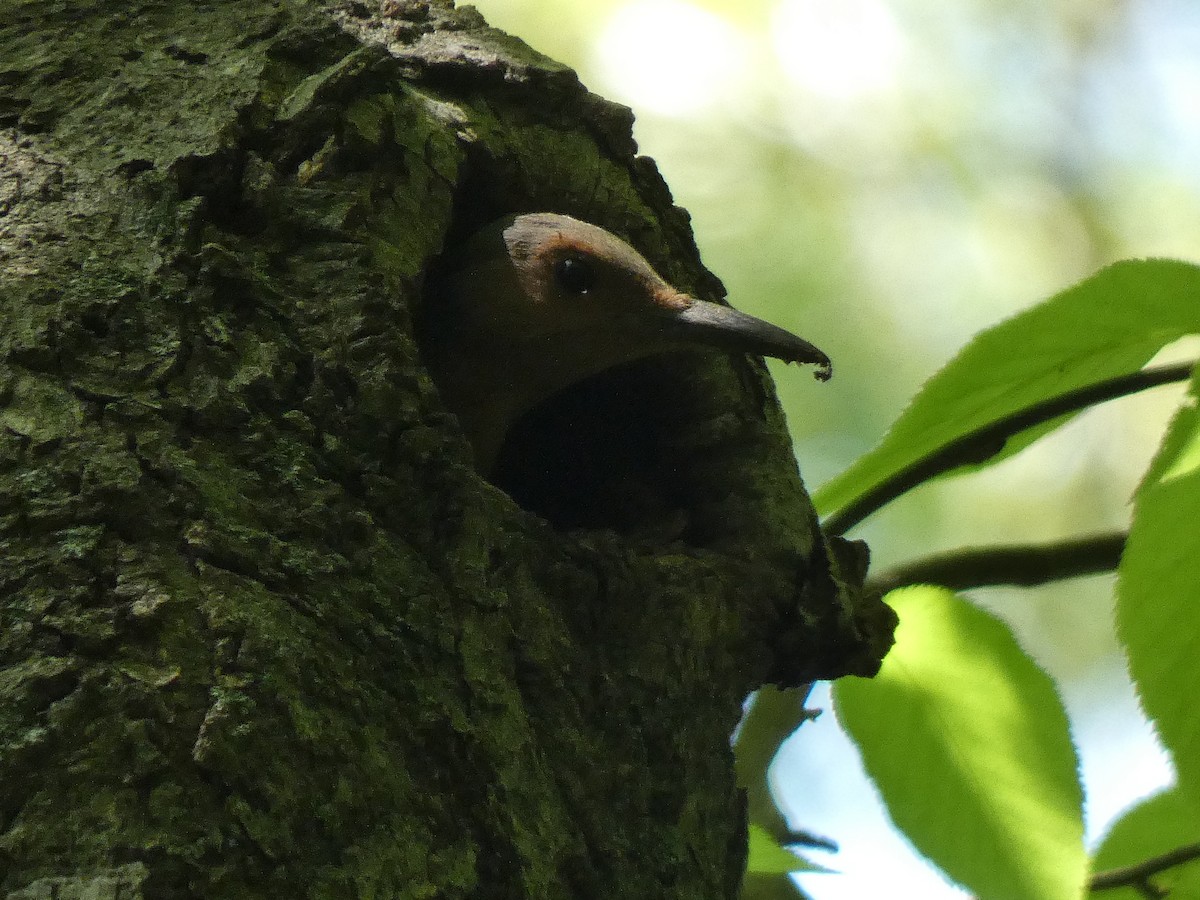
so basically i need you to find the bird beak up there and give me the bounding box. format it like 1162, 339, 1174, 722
667, 298, 833, 380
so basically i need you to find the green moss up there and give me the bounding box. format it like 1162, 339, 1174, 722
0, 377, 85, 445
0, 1, 885, 895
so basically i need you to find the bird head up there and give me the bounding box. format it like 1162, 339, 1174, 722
421, 212, 831, 472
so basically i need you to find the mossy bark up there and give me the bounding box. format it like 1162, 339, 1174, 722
0, 1, 894, 897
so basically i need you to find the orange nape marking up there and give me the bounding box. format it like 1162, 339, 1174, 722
534, 229, 660, 279
536, 231, 601, 257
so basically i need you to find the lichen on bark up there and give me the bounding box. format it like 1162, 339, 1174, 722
0, 1, 893, 896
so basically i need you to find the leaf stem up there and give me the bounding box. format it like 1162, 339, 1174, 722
1090, 841, 1200, 894
867, 531, 1126, 594
823, 361, 1195, 536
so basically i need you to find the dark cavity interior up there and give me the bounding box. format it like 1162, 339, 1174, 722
490, 355, 715, 541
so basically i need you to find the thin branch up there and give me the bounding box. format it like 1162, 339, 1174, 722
1090, 841, 1200, 893
824, 361, 1195, 536
781, 828, 839, 853
867, 531, 1126, 595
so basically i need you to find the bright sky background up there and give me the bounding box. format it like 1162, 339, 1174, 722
467, 0, 1195, 895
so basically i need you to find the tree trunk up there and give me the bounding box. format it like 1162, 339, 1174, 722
0, 1, 894, 896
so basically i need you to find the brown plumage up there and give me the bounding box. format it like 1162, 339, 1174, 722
420, 213, 831, 473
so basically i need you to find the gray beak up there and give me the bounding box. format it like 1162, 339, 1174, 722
670, 299, 832, 380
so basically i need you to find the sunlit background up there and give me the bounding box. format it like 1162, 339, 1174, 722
467, 0, 1195, 895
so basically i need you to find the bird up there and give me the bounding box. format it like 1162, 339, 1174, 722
419, 212, 832, 474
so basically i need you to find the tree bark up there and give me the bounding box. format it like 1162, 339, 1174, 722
0, 1, 894, 896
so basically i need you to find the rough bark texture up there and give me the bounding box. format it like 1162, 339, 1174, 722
0, 1, 894, 897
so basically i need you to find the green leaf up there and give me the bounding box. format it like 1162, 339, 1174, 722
816, 259, 1200, 520
833, 586, 1086, 900
746, 824, 827, 875
734, 687, 815, 844
739, 872, 809, 900
1117, 369, 1200, 818
1091, 788, 1200, 899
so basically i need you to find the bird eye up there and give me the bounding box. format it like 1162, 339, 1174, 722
554, 256, 595, 295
